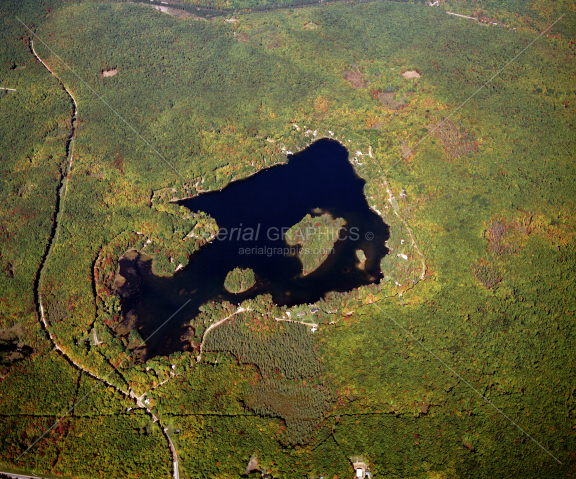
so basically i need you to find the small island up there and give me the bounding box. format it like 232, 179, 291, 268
224, 267, 256, 294
356, 249, 367, 269
285, 212, 346, 276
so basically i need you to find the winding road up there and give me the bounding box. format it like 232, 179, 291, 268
27, 38, 179, 479
196, 307, 249, 362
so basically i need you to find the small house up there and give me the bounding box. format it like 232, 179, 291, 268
350, 456, 369, 478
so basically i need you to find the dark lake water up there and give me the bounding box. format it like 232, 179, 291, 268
118, 139, 389, 358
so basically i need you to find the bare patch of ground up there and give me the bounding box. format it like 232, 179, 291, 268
0, 324, 32, 365
304, 22, 319, 30
473, 259, 502, 289
234, 32, 250, 42
432, 120, 478, 159
377, 91, 405, 110
265, 37, 282, 49
401, 140, 413, 159
249, 25, 283, 50
244, 455, 259, 476
402, 70, 421, 79
102, 68, 117, 78
0, 324, 24, 342
343, 70, 366, 88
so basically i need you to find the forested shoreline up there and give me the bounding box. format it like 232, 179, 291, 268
0, 0, 575, 477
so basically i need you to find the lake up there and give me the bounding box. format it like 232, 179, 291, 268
118, 138, 389, 357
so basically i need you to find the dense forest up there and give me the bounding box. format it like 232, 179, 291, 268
0, 0, 575, 477
224, 267, 257, 293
